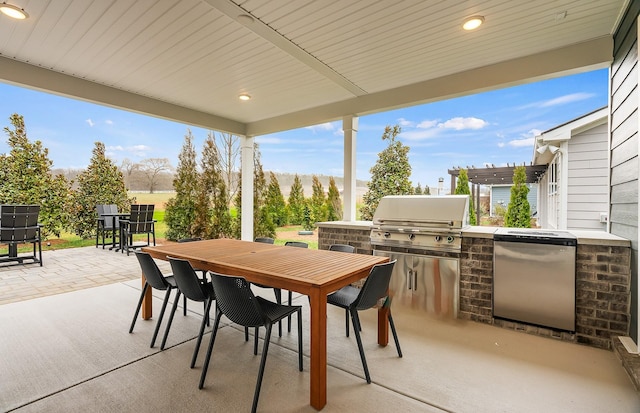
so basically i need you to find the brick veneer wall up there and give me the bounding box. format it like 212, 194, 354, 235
317, 224, 372, 254
458, 236, 631, 350
317, 223, 631, 351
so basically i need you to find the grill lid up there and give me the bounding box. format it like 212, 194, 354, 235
372, 195, 470, 229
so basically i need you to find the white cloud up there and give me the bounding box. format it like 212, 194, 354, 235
507, 137, 535, 148
105, 119, 114, 125
400, 128, 441, 141
86, 119, 95, 127
397, 117, 415, 127
106, 145, 124, 151
417, 120, 438, 129
522, 128, 542, 138
497, 142, 505, 148
540, 93, 594, 107
438, 117, 488, 130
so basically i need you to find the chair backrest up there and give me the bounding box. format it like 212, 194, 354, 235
254, 237, 274, 244
97, 204, 119, 229
353, 260, 397, 311
285, 241, 308, 248
134, 251, 170, 290
128, 204, 155, 233
209, 273, 267, 328
329, 243, 355, 253
168, 257, 209, 302
0, 205, 40, 242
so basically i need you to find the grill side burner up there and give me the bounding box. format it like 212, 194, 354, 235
370, 195, 470, 318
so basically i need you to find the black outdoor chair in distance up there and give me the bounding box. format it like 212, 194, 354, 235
328, 243, 358, 334
129, 251, 187, 348
326, 260, 402, 384
163, 257, 215, 366
200, 273, 303, 413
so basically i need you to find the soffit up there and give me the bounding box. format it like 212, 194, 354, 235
0, 0, 625, 136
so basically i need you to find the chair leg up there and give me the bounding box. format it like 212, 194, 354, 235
191, 297, 213, 368
199, 310, 224, 389
297, 309, 303, 371
254, 327, 259, 355
160, 289, 181, 350
388, 311, 403, 358
183, 293, 187, 316
287, 290, 293, 332
345, 309, 350, 337
150, 287, 172, 348
273, 288, 282, 337
350, 308, 371, 383
252, 323, 272, 413
245, 326, 249, 342
129, 282, 149, 333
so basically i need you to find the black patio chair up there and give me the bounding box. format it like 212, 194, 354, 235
199, 272, 303, 413
0, 204, 42, 266
177, 237, 207, 280
121, 204, 156, 255
95, 204, 120, 249
328, 243, 357, 333
163, 257, 215, 366
327, 260, 402, 384
252, 237, 283, 337
129, 251, 186, 348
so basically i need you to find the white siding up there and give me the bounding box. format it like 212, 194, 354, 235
567, 123, 609, 231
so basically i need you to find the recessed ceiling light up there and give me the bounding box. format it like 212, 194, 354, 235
463, 15, 484, 31
238, 93, 251, 101
0, 2, 28, 19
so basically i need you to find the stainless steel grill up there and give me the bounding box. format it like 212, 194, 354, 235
370, 195, 470, 318
370, 195, 470, 252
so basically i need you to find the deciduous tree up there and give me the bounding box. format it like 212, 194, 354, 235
139, 157, 172, 193
360, 125, 412, 220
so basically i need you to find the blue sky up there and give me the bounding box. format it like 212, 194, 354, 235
0, 68, 608, 189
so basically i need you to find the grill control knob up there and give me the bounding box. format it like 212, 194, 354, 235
447, 236, 454, 243
408, 233, 415, 240
384, 232, 391, 238
434, 235, 441, 242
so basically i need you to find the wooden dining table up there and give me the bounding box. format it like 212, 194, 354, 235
141, 238, 389, 411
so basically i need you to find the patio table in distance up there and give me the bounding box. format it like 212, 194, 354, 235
142, 239, 389, 411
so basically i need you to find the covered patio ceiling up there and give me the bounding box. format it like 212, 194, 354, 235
0, 0, 624, 137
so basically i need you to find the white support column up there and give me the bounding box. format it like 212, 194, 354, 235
343, 116, 358, 221
240, 136, 254, 241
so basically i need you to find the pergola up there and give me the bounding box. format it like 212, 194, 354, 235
448, 164, 548, 220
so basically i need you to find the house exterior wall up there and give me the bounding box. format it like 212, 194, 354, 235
567, 123, 610, 231
537, 154, 562, 229
490, 184, 538, 217
611, 0, 639, 343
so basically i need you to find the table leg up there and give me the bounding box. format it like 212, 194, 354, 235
309, 288, 327, 410
141, 273, 152, 320
377, 305, 389, 346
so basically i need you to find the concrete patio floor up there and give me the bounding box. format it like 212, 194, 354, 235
1, 246, 639, 412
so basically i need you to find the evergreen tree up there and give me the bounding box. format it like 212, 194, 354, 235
265, 172, 288, 226
505, 166, 531, 228
423, 185, 431, 195
414, 183, 423, 195
164, 130, 199, 241
326, 177, 342, 221
310, 175, 327, 223
288, 174, 305, 225
193, 132, 232, 238
302, 201, 314, 231
234, 144, 275, 239
360, 125, 413, 220
1, 114, 72, 238
454, 169, 477, 225
70, 141, 130, 238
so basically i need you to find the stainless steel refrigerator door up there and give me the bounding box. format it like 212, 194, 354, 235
493, 240, 576, 331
